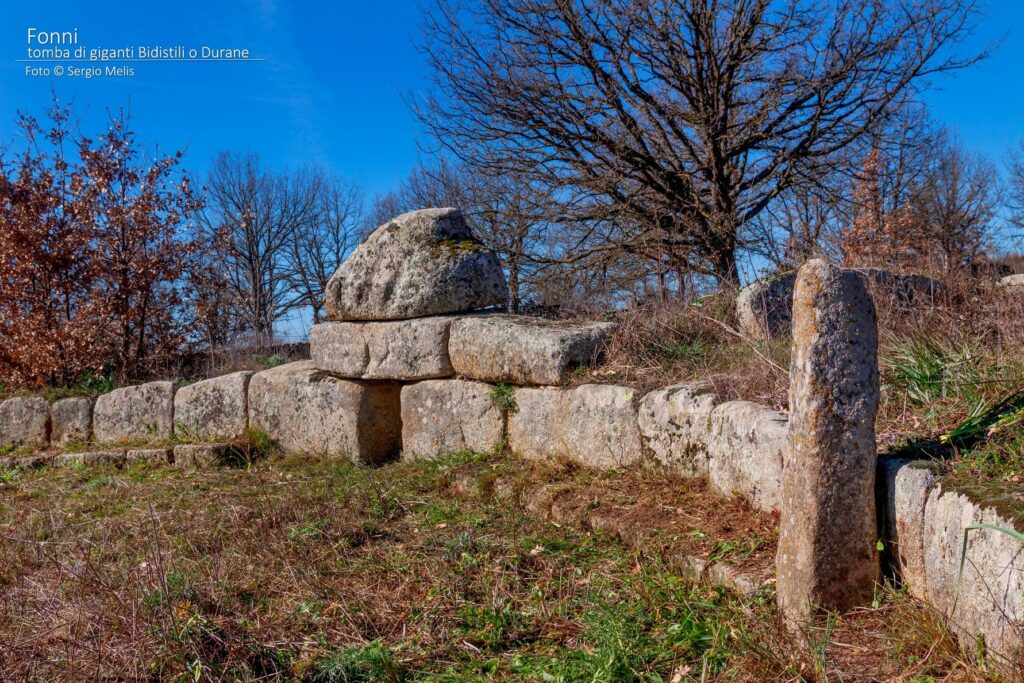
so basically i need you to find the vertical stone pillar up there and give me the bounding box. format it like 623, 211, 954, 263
776, 259, 880, 628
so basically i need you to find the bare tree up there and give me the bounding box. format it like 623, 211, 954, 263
202, 152, 321, 346
418, 0, 982, 286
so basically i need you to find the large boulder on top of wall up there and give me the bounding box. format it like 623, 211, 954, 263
50, 396, 92, 446
0, 397, 49, 448
400, 379, 505, 459
310, 315, 457, 380
736, 267, 943, 341
448, 315, 617, 386
93, 382, 176, 444
174, 371, 253, 440
248, 361, 401, 464
324, 208, 508, 321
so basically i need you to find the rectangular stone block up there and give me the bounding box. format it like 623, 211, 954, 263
507, 387, 571, 461
51, 397, 92, 446
879, 459, 937, 599
248, 361, 401, 464
126, 448, 173, 465
637, 382, 717, 478
53, 450, 126, 467
400, 379, 505, 459
449, 315, 617, 386
173, 443, 233, 468
0, 397, 49, 448
310, 316, 456, 380
706, 401, 786, 513
93, 381, 176, 444
174, 371, 253, 440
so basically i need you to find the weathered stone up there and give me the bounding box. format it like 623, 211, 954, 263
400, 379, 505, 459
706, 401, 786, 513
998, 273, 1024, 289
737, 267, 943, 340
325, 208, 507, 320
448, 315, 617, 385
51, 397, 92, 446
173, 443, 233, 468
174, 371, 253, 440
53, 450, 125, 467
638, 383, 718, 478
880, 459, 938, 599
126, 448, 173, 465
0, 397, 49, 448
248, 361, 401, 464
922, 484, 1024, 668
310, 316, 456, 380
507, 387, 572, 461
93, 381, 176, 444
565, 384, 643, 469
776, 259, 880, 626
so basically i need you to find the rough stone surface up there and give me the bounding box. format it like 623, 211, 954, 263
776, 259, 881, 626
310, 316, 456, 380
999, 273, 1024, 289
325, 208, 508, 320
565, 384, 643, 469
448, 315, 617, 385
507, 388, 572, 461
737, 267, 943, 340
53, 450, 125, 467
174, 371, 253, 440
637, 383, 718, 478
126, 448, 173, 465
400, 379, 505, 459
248, 361, 401, 464
706, 401, 787, 513
880, 459, 938, 599
93, 381, 176, 444
922, 484, 1024, 668
51, 397, 92, 446
173, 443, 233, 468
0, 397, 49, 448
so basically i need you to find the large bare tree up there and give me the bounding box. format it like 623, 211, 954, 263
418, 0, 982, 285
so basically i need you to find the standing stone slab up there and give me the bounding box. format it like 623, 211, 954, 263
248, 361, 401, 464
449, 315, 617, 386
174, 371, 253, 440
776, 259, 880, 626
51, 397, 92, 446
922, 485, 1024, 669
706, 401, 787, 513
507, 388, 572, 461
880, 459, 938, 599
0, 397, 49, 448
400, 379, 505, 459
637, 383, 718, 479
566, 384, 643, 469
310, 316, 456, 380
325, 208, 508, 320
93, 382, 176, 444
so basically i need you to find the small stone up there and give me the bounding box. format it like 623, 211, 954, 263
400, 379, 505, 459
0, 397, 49, 448
325, 208, 508, 320
310, 316, 456, 380
51, 397, 92, 446
93, 381, 176, 444
174, 371, 253, 440
248, 361, 401, 464
776, 259, 880, 626
448, 315, 616, 385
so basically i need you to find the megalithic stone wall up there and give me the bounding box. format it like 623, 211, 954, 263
776, 259, 881, 627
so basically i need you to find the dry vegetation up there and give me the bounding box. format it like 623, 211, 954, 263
0, 450, 1001, 681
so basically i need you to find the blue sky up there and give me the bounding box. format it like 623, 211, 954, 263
0, 0, 1022, 202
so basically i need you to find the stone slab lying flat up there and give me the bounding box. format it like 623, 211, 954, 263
126, 448, 173, 465
173, 443, 234, 468
0, 397, 50, 448
53, 450, 126, 467
50, 397, 92, 446
448, 315, 617, 386
325, 207, 507, 320
248, 361, 401, 464
507, 384, 643, 469
93, 381, 176, 444
174, 371, 253, 440
310, 316, 456, 380
400, 379, 504, 459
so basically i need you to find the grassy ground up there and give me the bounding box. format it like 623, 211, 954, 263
0, 451, 995, 681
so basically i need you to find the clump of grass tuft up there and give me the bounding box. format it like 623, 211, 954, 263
309, 641, 403, 683
490, 383, 518, 414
